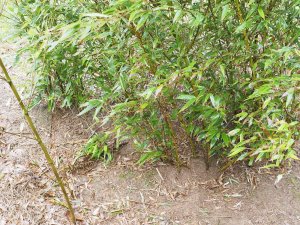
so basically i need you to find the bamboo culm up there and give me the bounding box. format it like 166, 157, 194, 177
0, 58, 76, 224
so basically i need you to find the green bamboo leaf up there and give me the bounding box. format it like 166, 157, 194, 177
129, 10, 142, 22
119, 74, 126, 91
210, 95, 220, 108
179, 98, 196, 112
222, 133, 230, 146
137, 151, 162, 165
191, 13, 204, 27
173, 10, 182, 23
82, 13, 110, 18
262, 97, 271, 109
237, 152, 248, 161
220, 64, 226, 76
221, 5, 230, 22
258, 6, 265, 19
235, 21, 247, 33
177, 94, 196, 100
78, 104, 95, 116
236, 112, 248, 121
247, 85, 273, 100
136, 13, 149, 30
286, 151, 299, 160
283, 88, 294, 107
286, 139, 295, 148
229, 146, 246, 157
140, 103, 148, 110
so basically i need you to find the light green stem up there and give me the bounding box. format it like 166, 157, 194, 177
0, 58, 76, 224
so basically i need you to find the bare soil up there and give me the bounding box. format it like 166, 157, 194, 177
1, 41, 300, 225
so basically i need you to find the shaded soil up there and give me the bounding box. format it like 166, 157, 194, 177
1, 41, 300, 225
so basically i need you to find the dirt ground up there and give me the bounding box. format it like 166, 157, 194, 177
1, 41, 300, 225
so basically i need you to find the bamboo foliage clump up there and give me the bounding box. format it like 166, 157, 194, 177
8, 0, 300, 168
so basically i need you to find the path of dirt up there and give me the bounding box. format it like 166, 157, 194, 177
1, 41, 300, 225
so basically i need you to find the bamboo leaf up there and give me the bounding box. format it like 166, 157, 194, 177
228, 129, 240, 136
235, 21, 247, 33
229, 146, 246, 157
82, 13, 110, 18
221, 5, 230, 22
136, 13, 149, 30
258, 6, 265, 20
222, 133, 230, 146
177, 94, 196, 100
179, 98, 196, 112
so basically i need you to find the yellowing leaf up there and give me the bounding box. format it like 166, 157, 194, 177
140, 103, 148, 110
228, 129, 240, 136
154, 85, 163, 98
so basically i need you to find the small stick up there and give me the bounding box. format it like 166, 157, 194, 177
128, 199, 154, 206
156, 168, 164, 181
204, 216, 232, 218
0, 129, 36, 140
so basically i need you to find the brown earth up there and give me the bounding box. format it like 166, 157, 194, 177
1, 40, 300, 225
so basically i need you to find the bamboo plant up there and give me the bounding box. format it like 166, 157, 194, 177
9, 0, 300, 168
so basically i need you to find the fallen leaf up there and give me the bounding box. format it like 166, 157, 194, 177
43, 191, 56, 198
274, 174, 283, 187
0, 173, 4, 181
66, 210, 85, 222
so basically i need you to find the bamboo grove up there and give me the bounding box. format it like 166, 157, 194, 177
6, 0, 300, 168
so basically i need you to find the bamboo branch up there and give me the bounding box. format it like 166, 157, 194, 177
0, 58, 76, 224
234, 0, 250, 52
234, 0, 254, 77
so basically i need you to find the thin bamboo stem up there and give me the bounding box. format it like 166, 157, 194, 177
178, 114, 197, 157
234, 0, 250, 52
234, 0, 255, 78
0, 58, 76, 224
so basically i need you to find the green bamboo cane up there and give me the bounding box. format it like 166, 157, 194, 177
0, 58, 76, 224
